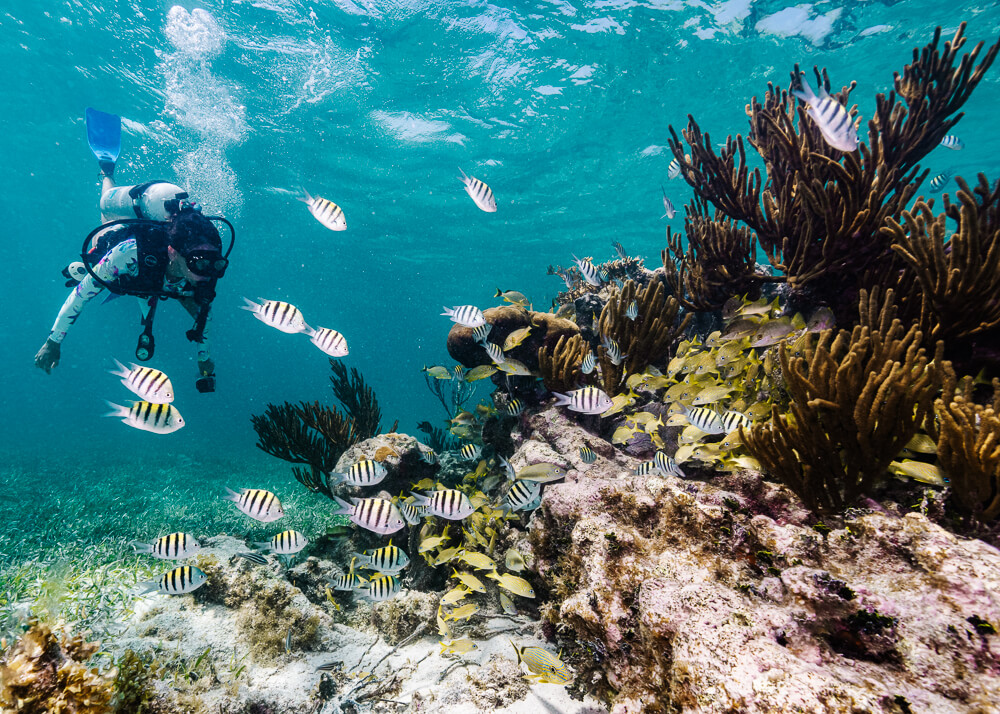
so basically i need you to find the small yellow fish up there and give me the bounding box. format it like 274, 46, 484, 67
419, 525, 451, 553
423, 365, 452, 379
437, 605, 452, 638
903, 432, 937, 455
736, 296, 779, 317
434, 547, 463, 566
440, 637, 479, 655
441, 585, 470, 605
503, 327, 532, 351
746, 402, 772, 421
486, 571, 535, 598
499, 591, 517, 615
463, 527, 490, 550
889, 460, 946, 487
612, 425, 642, 445
510, 641, 573, 684
451, 569, 487, 593
497, 359, 532, 376
718, 430, 744, 451
504, 548, 526, 572
723, 454, 763, 471
664, 382, 694, 403
677, 424, 707, 445
458, 550, 497, 571
601, 393, 635, 417
464, 365, 498, 382
692, 386, 733, 406
469, 492, 491, 509
445, 602, 481, 622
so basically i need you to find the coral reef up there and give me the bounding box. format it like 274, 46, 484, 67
667, 24, 999, 320
446, 306, 580, 372
933, 367, 1000, 522
0, 621, 113, 714
537, 334, 587, 393
251, 360, 384, 499
515, 405, 1000, 713
370, 590, 438, 646
743, 289, 943, 513
596, 279, 690, 395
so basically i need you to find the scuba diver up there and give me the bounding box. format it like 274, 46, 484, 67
34, 108, 235, 393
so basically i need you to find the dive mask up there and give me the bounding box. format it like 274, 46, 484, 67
185, 251, 229, 278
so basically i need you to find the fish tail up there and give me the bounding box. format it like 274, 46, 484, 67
790, 72, 815, 104
409, 491, 430, 506
440, 306, 453, 317
551, 392, 572, 408
494, 288, 503, 298
330, 494, 354, 515
299, 186, 312, 204
136, 579, 159, 595
325, 472, 346, 487
457, 167, 469, 182
252, 541, 272, 551
509, 639, 523, 665
103, 401, 129, 418
239, 297, 259, 312
222, 486, 241, 503
109, 358, 130, 379
129, 541, 152, 554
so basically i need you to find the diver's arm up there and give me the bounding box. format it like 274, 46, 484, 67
180, 297, 215, 390
46, 240, 139, 344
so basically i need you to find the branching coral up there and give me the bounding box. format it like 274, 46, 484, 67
742, 289, 943, 513
597, 280, 690, 395
667, 24, 998, 317
0, 622, 113, 714
662, 196, 778, 311
252, 361, 383, 499
538, 334, 587, 393
932, 366, 1000, 521
885, 175, 1000, 366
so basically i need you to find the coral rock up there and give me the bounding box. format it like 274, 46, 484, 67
447, 306, 579, 372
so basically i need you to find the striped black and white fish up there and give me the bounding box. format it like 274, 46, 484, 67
928, 170, 953, 193
353, 542, 410, 573
441, 305, 486, 328
939, 135, 964, 150
721, 410, 752, 433
668, 158, 681, 179
552, 386, 614, 415
104, 401, 184, 435
110, 360, 174, 404
356, 573, 402, 601
484, 341, 506, 365
572, 254, 603, 287
654, 451, 685, 478
254, 530, 308, 555
498, 455, 515, 479
661, 187, 675, 219
418, 447, 438, 465
138, 566, 207, 595
634, 461, 659, 476
791, 73, 858, 152
506, 399, 524, 417
472, 323, 492, 343
504, 480, 541, 511
236, 552, 268, 566
331, 571, 367, 592
612, 241, 627, 260
625, 301, 638, 321
131, 532, 201, 560
410, 489, 476, 520
307, 327, 349, 357
581, 352, 596, 375
458, 168, 497, 212
331, 495, 406, 534
223, 487, 285, 522
328, 459, 388, 487
301, 188, 347, 231
602, 335, 625, 365
395, 498, 425, 526
241, 298, 311, 334
460, 443, 482, 461
679, 404, 726, 434
579, 446, 597, 464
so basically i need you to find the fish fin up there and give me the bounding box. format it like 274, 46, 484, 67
330, 494, 354, 515
790, 72, 815, 105
136, 579, 159, 595
251, 542, 272, 551
222, 486, 241, 503
299, 186, 313, 204
551, 392, 572, 408
103, 401, 129, 418
409, 491, 430, 506
129, 541, 152, 554
239, 297, 260, 312
457, 167, 469, 183
109, 358, 130, 378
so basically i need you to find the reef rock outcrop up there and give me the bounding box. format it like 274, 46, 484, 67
518, 406, 1000, 713
447, 306, 579, 372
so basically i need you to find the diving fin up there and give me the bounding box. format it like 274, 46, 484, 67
85, 107, 121, 176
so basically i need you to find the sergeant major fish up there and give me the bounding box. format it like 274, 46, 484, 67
331, 496, 406, 534
552, 386, 613, 415
410, 489, 476, 520
307, 327, 349, 357
224, 487, 285, 522
327, 459, 388, 487
254, 530, 308, 555
939, 134, 964, 150
138, 566, 207, 595
241, 298, 311, 334
458, 168, 497, 212
131, 532, 201, 559
661, 187, 676, 219
353, 541, 410, 573
441, 305, 486, 328
572, 254, 603, 287
791, 72, 858, 152
105, 401, 184, 435
110, 359, 173, 403
301, 188, 347, 231
929, 170, 953, 193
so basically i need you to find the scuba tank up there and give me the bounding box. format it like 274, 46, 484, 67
100, 180, 189, 221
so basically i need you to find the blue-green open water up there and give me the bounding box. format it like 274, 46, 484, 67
3, 1, 1000, 463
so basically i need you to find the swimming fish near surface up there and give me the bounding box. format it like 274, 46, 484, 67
458, 168, 497, 212
105, 401, 184, 434
939, 134, 964, 150
327, 459, 388, 488
254, 530, 308, 555
138, 566, 208, 596
330, 496, 406, 534
552, 386, 614, 415
110, 360, 174, 403
241, 298, 311, 334
307, 327, 349, 357
442, 305, 486, 328
301, 188, 347, 231
791, 72, 858, 152
131, 532, 201, 560
411, 489, 476, 520
668, 158, 681, 179
223, 487, 285, 522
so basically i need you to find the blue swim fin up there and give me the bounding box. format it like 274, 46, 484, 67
85, 107, 121, 175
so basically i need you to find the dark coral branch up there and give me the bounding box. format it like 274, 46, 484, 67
329, 360, 382, 439
538, 334, 587, 393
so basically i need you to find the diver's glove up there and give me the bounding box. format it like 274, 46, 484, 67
196, 359, 216, 394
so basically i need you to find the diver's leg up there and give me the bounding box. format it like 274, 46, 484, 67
100, 172, 116, 223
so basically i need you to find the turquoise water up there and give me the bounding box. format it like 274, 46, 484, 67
4, 0, 1000, 465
